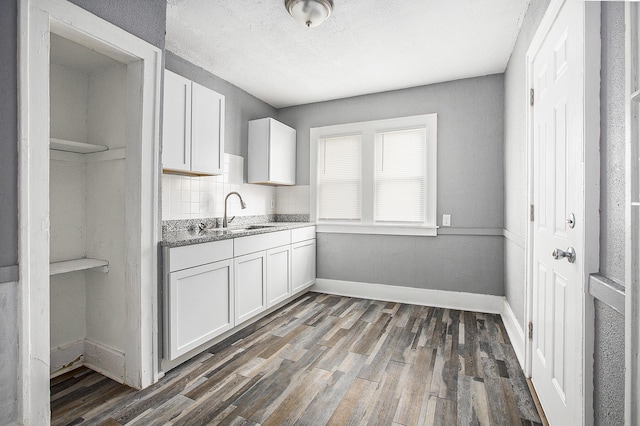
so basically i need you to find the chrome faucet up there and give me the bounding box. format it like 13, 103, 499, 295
223, 192, 247, 228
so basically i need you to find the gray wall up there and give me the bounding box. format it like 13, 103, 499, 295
68, 0, 166, 49
165, 51, 278, 181
318, 234, 504, 294
503, 0, 551, 327
594, 3, 625, 425
594, 300, 624, 426
0, 283, 17, 423
600, 2, 626, 286
0, 0, 19, 422
0, 0, 18, 270
280, 75, 505, 295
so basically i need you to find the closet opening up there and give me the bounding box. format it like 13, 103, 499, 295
48, 33, 130, 384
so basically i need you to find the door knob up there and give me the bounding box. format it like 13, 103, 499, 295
552, 247, 576, 263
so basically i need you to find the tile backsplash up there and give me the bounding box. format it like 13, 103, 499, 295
161, 155, 310, 220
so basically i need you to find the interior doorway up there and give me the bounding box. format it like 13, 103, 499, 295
18, 0, 162, 423
525, 0, 600, 424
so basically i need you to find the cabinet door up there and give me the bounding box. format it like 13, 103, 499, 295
162, 70, 192, 172
234, 251, 267, 324
266, 245, 291, 307
268, 120, 296, 185
166, 259, 234, 360
191, 82, 225, 175
291, 239, 316, 294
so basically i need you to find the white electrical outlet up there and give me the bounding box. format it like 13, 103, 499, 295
442, 214, 451, 227
270, 198, 275, 209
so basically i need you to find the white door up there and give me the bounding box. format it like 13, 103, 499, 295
266, 245, 291, 307
291, 239, 316, 293
166, 259, 234, 360
162, 70, 192, 172
530, 0, 589, 423
191, 82, 225, 175
234, 251, 267, 324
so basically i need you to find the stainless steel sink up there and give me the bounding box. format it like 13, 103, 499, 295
196, 224, 278, 235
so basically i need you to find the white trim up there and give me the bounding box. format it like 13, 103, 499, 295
50, 339, 85, 378
312, 279, 504, 314
19, 0, 161, 421
501, 299, 526, 369
583, 6, 601, 425
589, 274, 625, 315
503, 229, 526, 249
626, 3, 640, 425
84, 339, 126, 385
316, 223, 437, 236
438, 227, 502, 236
310, 114, 437, 230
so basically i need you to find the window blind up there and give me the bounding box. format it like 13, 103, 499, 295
374, 128, 427, 223
317, 134, 362, 220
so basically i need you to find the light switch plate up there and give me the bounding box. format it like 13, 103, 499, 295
442, 214, 451, 227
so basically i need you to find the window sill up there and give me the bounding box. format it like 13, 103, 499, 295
316, 223, 438, 236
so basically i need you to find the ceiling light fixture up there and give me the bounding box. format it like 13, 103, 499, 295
285, 0, 334, 28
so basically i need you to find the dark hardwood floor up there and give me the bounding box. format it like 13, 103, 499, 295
51, 292, 543, 425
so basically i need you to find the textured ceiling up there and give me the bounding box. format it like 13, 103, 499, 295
166, 0, 531, 108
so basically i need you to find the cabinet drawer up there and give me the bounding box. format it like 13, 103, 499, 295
165, 239, 233, 272
291, 226, 316, 243
234, 230, 291, 257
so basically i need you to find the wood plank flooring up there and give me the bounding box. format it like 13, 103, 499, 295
51, 292, 543, 425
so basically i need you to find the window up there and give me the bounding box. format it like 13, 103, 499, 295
310, 114, 437, 236
317, 134, 362, 221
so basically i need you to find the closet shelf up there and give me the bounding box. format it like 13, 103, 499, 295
50, 138, 108, 154
50, 258, 109, 275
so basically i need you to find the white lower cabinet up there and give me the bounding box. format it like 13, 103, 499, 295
234, 251, 267, 324
166, 259, 234, 360
163, 226, 315, 363
266, 245, 291, 307
292, 239, 316, 293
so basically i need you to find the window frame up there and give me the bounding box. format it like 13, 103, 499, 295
310, 114, 438, 236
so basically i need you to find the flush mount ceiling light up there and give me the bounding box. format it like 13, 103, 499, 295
285, 0, 334, 28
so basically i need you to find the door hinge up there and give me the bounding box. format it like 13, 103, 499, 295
530, 204, 535, 222
530, 88, 535, 106
528, 322, 534, 340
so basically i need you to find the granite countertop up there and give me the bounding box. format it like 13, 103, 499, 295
162, 222, 315, 248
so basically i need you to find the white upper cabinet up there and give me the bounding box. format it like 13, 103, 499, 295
248, 117, 296, 185
162, 71, 191, 171
162, 70, 225, 176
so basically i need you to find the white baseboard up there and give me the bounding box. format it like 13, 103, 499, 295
312, 279, 505, 314
84, 339, 125, 384
501, 299, 526, 369
50, 339, 85, 378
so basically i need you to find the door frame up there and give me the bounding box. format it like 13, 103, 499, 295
524, 0, 600, 423
18, 0, 162, 422
625, 4, 640, 425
